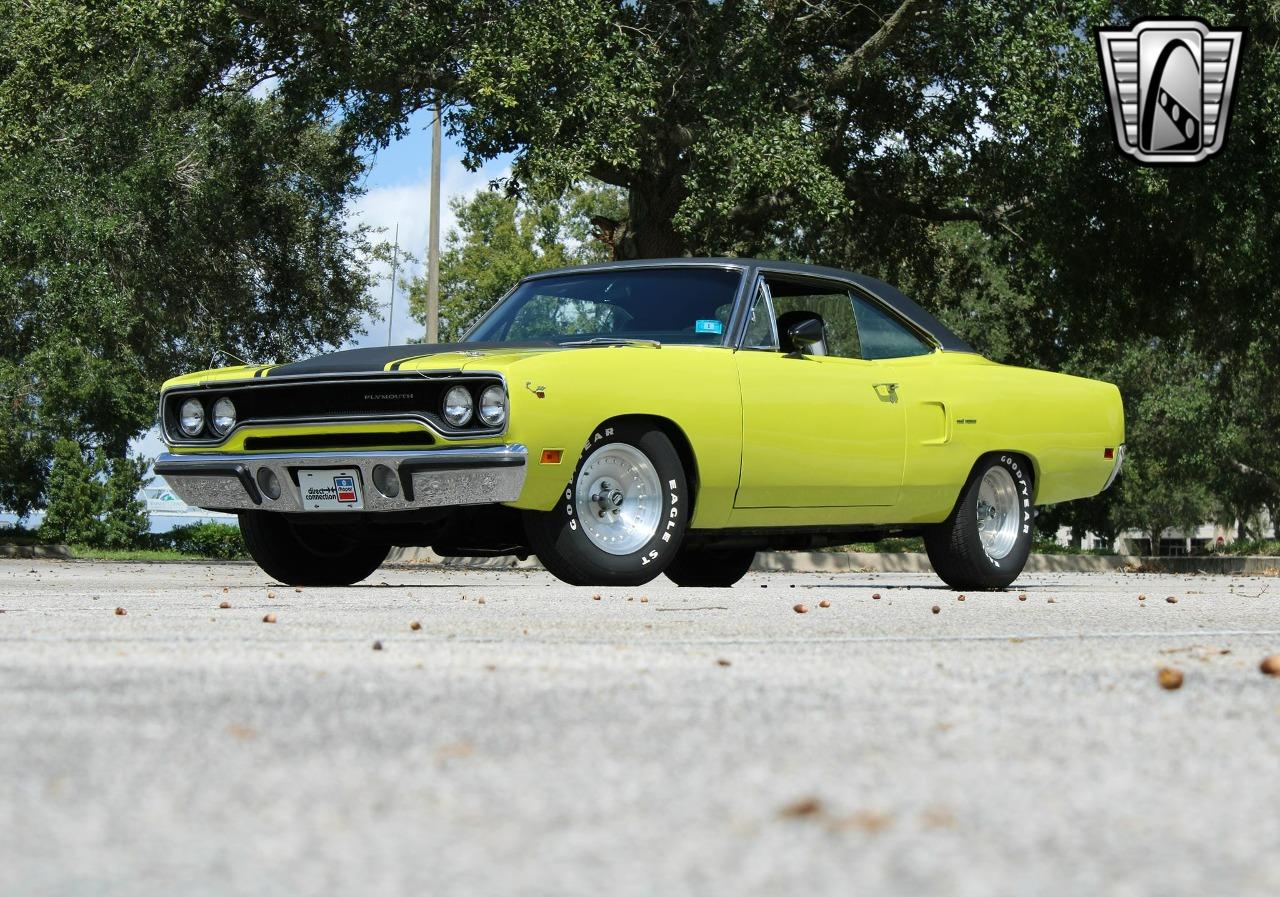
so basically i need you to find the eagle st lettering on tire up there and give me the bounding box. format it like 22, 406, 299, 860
523, 421, 688, 587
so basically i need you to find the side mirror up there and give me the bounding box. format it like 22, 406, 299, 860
785, 317, 825, 355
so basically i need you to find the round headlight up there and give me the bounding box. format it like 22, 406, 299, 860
211, 397, 237, 436
178, 398, 205, 437
442, 385, 474, 427
478, 385, 506, 427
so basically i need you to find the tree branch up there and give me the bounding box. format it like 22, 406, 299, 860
1231, 458, 1280, 493
827, 0, 942, 89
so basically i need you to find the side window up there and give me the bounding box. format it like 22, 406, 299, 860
742, 284, 778, 350
851, 294, 933, 360
765, 277, 861, 359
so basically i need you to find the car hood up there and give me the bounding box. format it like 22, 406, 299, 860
261, 341, 564, 378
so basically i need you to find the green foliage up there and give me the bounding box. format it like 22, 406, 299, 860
101, 457, 151, 550
0, 0, 384, 509
161, 522, 247, 560
408, 181, 623, 339
40, 441, 106, 546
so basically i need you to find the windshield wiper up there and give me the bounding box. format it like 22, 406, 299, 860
559, 337, 662, 348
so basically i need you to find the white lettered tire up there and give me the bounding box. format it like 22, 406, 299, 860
524, 421, 688, 586
924, 453, 1035, 590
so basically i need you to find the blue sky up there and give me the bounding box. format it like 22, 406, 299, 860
347, 106, 514, 348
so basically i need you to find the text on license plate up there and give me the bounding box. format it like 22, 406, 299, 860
298, 469, 364, 510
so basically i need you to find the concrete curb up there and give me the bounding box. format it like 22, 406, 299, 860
0, 543, 72, 559
384, 547, 1280, 575
5, 544, 1274, 575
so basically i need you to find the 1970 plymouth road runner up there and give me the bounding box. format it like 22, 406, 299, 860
156, 259, 1125, 589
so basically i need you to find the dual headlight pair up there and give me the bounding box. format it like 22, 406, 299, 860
444, 384, 506, 428
178, 397, 235, 438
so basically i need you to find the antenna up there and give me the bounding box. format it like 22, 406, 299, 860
386, 222, 400, 346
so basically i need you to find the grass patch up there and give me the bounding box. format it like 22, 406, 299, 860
68, 545, 196, 561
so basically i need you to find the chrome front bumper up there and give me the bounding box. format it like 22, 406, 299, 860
154, 446, 528, 513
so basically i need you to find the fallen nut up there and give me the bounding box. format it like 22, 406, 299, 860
409, 621, 422, 631
957, 595, 966, 602
778, 797, 823, 818
294, 587, 303, 593
872, 592, 882, 600
931, 605, 941, 614
793, 604, 809, 614
218, 601, 231, 609
1157, 666, 1183, 690
267, 591, 277, 600
592, 593, 602, 601
1260, 655, 1280, 676
640, 597, 648, 603
716, 658, 731, 667
1166, 596, 1178, 603
262, 613, 277, 624
114, 607, 127, 616
372, 640, 383, 651
477, 597, 486, 605
1018, 593, 1027, 601
818, 599, 831, 608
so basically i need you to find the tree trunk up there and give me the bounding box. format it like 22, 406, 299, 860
615, 178, 689, 260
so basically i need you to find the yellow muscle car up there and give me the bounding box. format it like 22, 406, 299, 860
155, 259, 1125, 589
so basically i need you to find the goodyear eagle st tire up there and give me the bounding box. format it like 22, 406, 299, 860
924, 454, 1034, 591
524, 421, 688, 587
238, 511, 390, 586
664, 545, 756, 587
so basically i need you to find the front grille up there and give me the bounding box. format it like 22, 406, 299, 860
242, 431, 436, 451
163, 374, 503, 444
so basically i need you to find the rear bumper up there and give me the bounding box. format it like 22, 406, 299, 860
155, 445, 527, 513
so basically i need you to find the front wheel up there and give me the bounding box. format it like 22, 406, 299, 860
524, 421, 688, 586
924, 454, 1034, 590
239, 511, 390, 586
664, 545, 756, 587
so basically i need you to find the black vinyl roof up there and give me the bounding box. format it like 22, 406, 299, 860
523, 257, 974, 353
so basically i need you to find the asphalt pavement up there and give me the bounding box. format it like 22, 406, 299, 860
2, 560, 1278, 897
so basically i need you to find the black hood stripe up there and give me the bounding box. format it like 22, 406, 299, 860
266, 341, 557, 377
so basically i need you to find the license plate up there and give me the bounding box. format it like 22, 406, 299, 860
298, 469, 364, 511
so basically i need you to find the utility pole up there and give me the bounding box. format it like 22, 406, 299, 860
385, 223, 399, 346
426, 100, 442, 343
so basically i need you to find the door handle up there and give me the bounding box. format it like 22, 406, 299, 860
873, 382, 899, 403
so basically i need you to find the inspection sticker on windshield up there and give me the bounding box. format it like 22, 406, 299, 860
299, 469, 364, 511
695, 319, 724, 334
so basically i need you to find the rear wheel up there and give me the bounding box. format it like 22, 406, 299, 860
924, 454, 1034, 590
664, 545, 756, 587
524, 421, 687, 586
239, 511, 390, 586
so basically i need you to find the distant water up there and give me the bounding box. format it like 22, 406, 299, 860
1, 511, 237, 535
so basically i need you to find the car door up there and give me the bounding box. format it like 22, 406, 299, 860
734, 275, 907, 508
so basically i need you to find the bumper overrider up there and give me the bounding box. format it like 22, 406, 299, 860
155, 446, 528, 513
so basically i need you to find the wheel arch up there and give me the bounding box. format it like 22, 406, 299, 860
595, 413, 701, 517
953, 449, 1040, 513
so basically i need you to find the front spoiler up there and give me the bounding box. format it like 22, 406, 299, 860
155, 446, 528, 513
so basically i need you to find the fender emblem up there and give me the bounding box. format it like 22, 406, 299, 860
526, 382, 546, 399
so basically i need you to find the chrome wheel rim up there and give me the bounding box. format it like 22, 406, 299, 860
976, 466, 1020, 561
574, 443, 663, 555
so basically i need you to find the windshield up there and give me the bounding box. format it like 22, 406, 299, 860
464, 267, 743, 346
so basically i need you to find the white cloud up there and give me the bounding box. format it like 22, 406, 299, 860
346, 160, 511, 348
